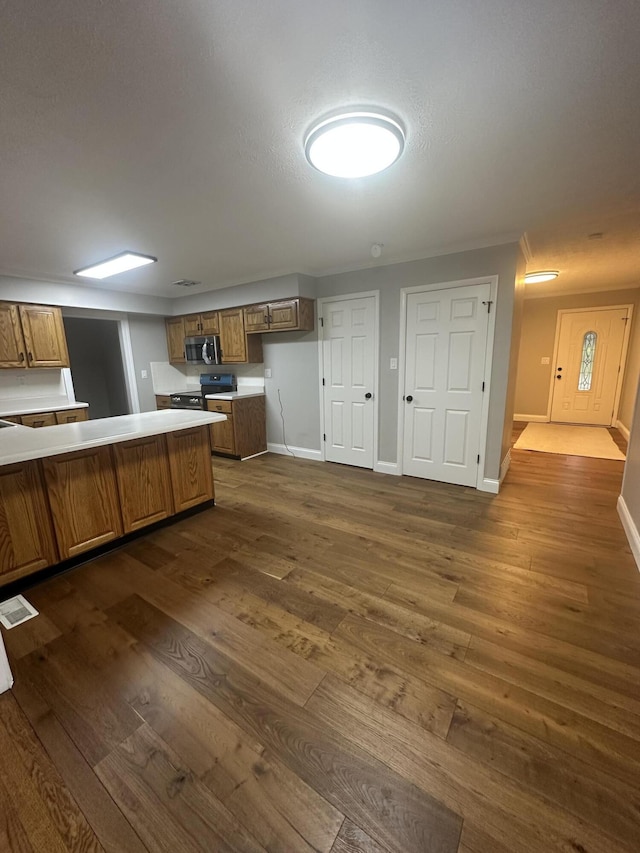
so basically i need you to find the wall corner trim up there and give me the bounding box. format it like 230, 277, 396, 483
617, 495, 640, 572
479, 478, 500, 494
267, 442, 322, 462
514, 413, 550, 423
374, 461, 400, 475
0, 635, 13, 695
500, 449, 511, 483
616, 420, 631, 442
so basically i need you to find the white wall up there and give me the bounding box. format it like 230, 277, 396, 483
619, 373, 640, 569
0, 634, 12, 694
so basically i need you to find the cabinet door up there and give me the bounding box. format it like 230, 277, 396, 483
0, 461, 58, 583
219, 308, 248, 362
268, 299, 299, 330
166, 426, 215, 511
0, 303, 27, 368
113, 435, 174, 532
55, 408, 88, 424
166, 317, 186, 363
210, 416, 235, 455
200, 311, 220, 335
244, 304, 270, 333
183, 314, 202, 336
21, 412, 57, 428
19, 304, 69, 368
156, 395, 171, 409
43, 446, 123, 559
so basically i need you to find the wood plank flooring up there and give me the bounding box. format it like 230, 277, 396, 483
1, 425, 640, 852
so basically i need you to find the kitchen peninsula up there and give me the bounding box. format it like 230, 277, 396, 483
0, 409, 226, 589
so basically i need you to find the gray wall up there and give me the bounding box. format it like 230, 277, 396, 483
316, 242, 520, 477
128, 314, 174, 411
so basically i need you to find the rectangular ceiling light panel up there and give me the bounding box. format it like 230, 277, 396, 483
74, 251, 157, 279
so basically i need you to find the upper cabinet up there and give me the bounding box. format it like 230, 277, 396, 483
0, 303, 27, 368
219, 308, 263, 364
0, 302, 69, 369
20, 305, 70, 368
184, 311, 219, 336
165, 316, 186, 363
244, 298, 314, 334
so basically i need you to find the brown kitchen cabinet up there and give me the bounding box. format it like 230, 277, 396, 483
166, 316, 186, 363
21, 411, 58, 428
56, 408, 88, 424
2, 415, 22, 424
43, 446, 124, 559
219, 307, 263, 364
19, 304, 70, 368
0, 460, 59, 584
166, 426, 215, 511
244, 297, 314, 334
155, 394, 172, 409
0, 303, 28, 368
184, 311, 219, 336
113, 434, 174, 532
207, 396, 266, 459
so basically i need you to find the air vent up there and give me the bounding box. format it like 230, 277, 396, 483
171, 279, 201, 288
0, 594, 38, 629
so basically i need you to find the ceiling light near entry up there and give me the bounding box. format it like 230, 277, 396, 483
305, 111, 405, 178
74, 251, 157, 279
524, 270, 559, 284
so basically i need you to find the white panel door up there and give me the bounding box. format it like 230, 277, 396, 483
402, 283, 490, 486
322, 296, 376, 468
550, 308, 629, 425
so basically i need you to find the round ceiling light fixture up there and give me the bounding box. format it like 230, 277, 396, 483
305, 111, 405, 178
524, 270, 559, 284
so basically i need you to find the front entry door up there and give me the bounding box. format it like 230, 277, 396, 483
402, 283, 490, 486
322, 295, 376, 468
550, 307, 629, 425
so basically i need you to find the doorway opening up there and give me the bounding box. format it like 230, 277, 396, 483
63, 317, 131, 419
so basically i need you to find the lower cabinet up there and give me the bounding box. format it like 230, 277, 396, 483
113, 435, 174, 532
0, 461, 58, 583
21, 412, 57, 428
166, 426, 215, 511
55, 408, 88, 424
207, 396, 266, 459
42, 446, 124, 559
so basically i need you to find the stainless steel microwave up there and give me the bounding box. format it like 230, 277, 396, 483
184, 335, 222, 365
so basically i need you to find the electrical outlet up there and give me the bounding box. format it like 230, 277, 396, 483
264, 368, 272, 379
141, 369, 148, 379
390, 358, 398, 370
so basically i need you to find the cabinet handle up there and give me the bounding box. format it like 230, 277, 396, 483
19, 352, 25, 362
27, 351, 33, 362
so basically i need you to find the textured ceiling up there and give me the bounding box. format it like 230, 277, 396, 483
0, 0, 639, 298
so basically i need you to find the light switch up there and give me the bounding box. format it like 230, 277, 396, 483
141, 369, 148, 379
541, 357, 550, 365
264, 368, 272, 378
390, 358, 398, 370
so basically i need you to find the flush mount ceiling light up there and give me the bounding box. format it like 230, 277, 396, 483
524, 270, 559, 284
305, 111, 405, 178
74, 251, 157, 279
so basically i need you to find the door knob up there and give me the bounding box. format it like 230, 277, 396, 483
365, 392, 372, 399
406, 395, 413, 403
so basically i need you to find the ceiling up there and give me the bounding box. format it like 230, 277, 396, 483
1, 0, 639, 300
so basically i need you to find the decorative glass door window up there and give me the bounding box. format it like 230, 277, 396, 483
578, 331, 597, 391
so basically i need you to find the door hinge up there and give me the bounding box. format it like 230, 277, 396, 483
322, 377, 325, 386
477, 454, 480, 464
482, 381, 485, 391
319, 317, 324, 327
482, 300, 493, 314
323, 433, 326, 442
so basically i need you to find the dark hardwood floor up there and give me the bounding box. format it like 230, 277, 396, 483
1, 426, 640, 852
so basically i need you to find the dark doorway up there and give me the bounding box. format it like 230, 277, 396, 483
63, 317, 130, 419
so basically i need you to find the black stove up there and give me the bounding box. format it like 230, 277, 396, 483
169, 390, 204, 410
200, 373, 237, 398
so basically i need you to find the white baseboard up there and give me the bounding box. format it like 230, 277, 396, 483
514, 413, 549, 423
617, 495, 640, 572
267, 442, 322, 461
500, 449, 511, 483
0, 635, 13, 695
479, 478, 500, 494
616, 420, 630, 442
374, 461, 400, 475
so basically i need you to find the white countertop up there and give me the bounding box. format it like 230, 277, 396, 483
0, 409, 226, 467
0, 400, 89, 418
205, 388, 265, 401
154, 388, 202, 397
